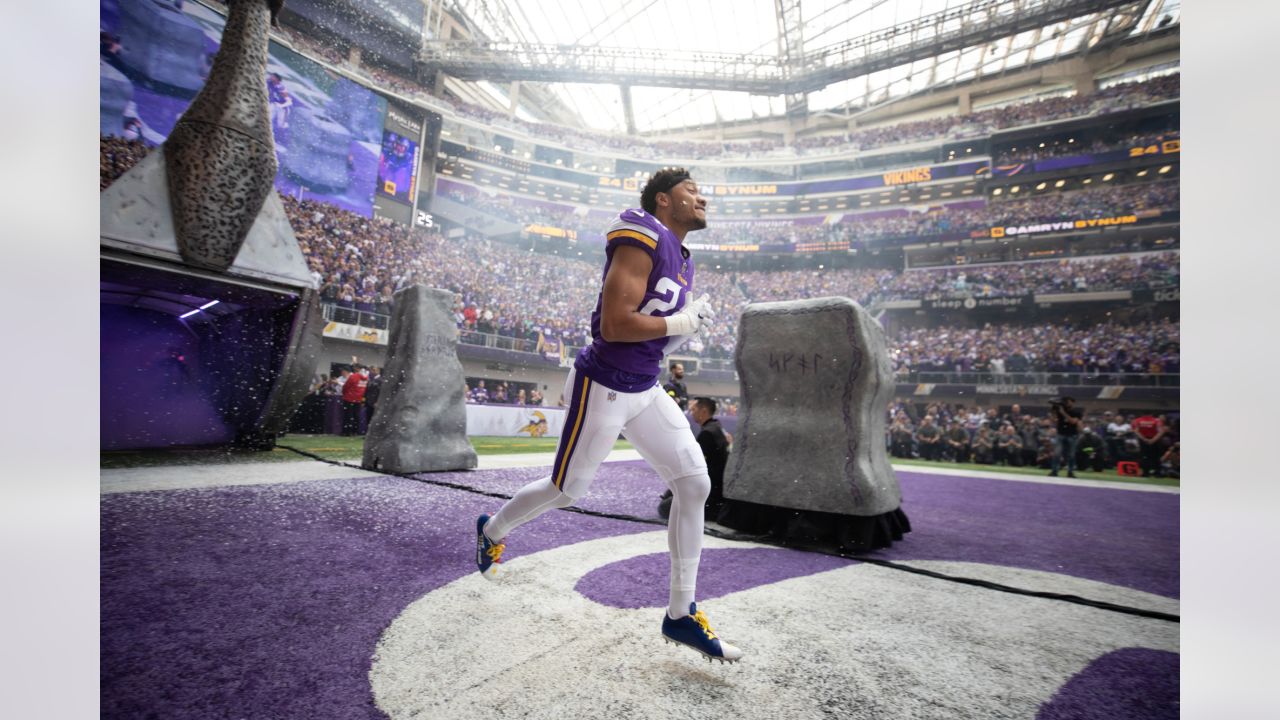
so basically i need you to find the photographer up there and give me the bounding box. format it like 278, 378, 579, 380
1048, 396, 1084, 478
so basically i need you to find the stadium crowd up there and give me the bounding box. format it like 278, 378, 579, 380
889, 319, 1180, 375
101, 137, 1179, 370
885, 400, 1179, 476
993, 130, 1179, 165
442, 176, 1180, 247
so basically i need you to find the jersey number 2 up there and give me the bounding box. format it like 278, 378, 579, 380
638, 277, 682, 316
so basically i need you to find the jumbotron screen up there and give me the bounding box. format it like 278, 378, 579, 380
99, 0, 388, 216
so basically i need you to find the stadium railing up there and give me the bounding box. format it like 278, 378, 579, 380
893, 371, 1180, 387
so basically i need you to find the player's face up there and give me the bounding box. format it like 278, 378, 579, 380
666, 180, 707, 231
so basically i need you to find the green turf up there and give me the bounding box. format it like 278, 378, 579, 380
100, 434, 633, 468
99, 436, 1177, 488
889, 457, 1180, 487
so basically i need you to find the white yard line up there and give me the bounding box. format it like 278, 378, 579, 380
99, 461, 383, 494
100, 448, 646, 494
892, 461, 1180, 493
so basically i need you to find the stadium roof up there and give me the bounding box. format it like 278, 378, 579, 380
437, 0, 1180, 134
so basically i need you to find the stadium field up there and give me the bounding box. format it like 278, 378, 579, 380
99, 435, 635, 468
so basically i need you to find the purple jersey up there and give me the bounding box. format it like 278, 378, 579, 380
575, 209, 695, 392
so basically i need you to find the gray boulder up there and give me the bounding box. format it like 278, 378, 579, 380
721, 296, 908, 550
363, 286, 477, 473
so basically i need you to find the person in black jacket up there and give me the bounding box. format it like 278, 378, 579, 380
364, 366, 383, 420
658, 396, 730, 521
689, 397, 730, 519
662, 362, 689, 411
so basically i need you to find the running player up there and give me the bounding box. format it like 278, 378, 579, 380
475, 168, 742, 663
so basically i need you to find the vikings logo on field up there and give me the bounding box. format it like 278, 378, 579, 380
370, 533, 1178, 719
518, 411, 549, 438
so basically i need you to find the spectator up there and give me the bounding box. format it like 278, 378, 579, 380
889, 413, 915, 458
1076, 427, 1107, 472
1018, 415, 1042, 467
1131, 412, 1168, 477
972, 426, 996, 464
1160, 441, 1180, 478
995, 424, 1024, 467
944, 419, 970, 462
364, 366, 382, 420
340, 365, 367, 436
915, 415, 943, 461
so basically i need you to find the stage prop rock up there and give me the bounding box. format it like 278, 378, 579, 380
100, 0, 318, 451
363, 286, 477, 473
164, 0, 279, 272
720, 296, 910, 552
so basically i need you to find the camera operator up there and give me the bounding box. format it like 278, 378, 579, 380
1048, 396, 1084, 478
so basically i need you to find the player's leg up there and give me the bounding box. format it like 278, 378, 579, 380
477, 369, 626, 577
624, 389, 742, 661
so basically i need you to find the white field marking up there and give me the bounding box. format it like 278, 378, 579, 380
893, 462, 1180, 493
99, 448, 643, 493
371, 531, 1178, 720
99, 462, 381, 494
886, 560, 1179, 618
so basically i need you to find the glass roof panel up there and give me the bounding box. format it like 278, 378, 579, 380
447, 0, 1179, 134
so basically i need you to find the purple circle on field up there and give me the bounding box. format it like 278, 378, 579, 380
1036, 647, 1179, 720
575, 547, 855, 609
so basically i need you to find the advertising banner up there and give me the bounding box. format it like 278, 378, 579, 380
923, 295, 1032, 311
466, 405, 569, 438
695, 160, 990, 198
100, 0, 388, 216
322, 321, 389, 345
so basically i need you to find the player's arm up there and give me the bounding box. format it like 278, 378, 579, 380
599, 245, 712, 342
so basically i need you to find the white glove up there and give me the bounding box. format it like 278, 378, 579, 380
663, 293, 715, 337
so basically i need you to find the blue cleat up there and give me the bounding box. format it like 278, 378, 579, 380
475, 514, 504, 580
661, 602, 743, 663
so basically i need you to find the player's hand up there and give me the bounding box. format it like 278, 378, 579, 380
663, 294, 714, 337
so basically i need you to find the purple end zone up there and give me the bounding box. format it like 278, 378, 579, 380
884, 470, 1179, 598
1036, 648, 1179, 720
575, 548, 854, 609
100, 473, 646, 720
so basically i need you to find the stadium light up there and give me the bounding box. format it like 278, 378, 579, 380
1083, 178, 1093, 184
1054, 179, 1065, 188
1035, 182, 1046, 190
992, 188, 1002, 195
199, 300, 219, 310
1159, 165, 1172, 174
1103, 173, 1114, 181
1136, 169, 1148, 177
1039, 142, 1045, 148
179, 309, 200, 319
1010, 186, 1020, 193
